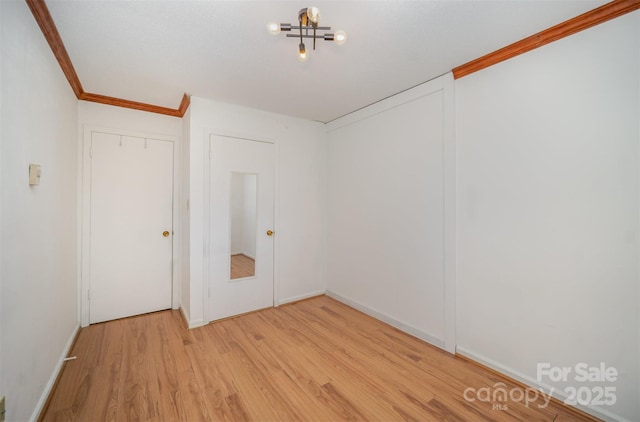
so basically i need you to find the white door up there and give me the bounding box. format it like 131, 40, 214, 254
210, 135, 274, 321
89, 132, 173, 324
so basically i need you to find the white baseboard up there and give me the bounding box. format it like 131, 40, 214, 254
326, 290, 446, 351
179, 305, 189, 326
188, 319, 207, 329
180, 306, 207, 329
30, 322, 81, 422
455, 347, 627, 422
277, 290, 326, 306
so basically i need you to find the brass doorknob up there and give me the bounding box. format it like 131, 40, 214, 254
163, 231, 170, 237
266, 230, 274, 237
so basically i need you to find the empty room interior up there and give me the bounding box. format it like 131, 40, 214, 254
1, 0, 639, 421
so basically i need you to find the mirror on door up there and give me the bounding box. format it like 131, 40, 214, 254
229, 172, 257, 279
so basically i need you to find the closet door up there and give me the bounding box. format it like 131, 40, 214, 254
89, 132, 173, 324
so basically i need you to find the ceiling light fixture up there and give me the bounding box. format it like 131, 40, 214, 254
268, 7, 346, 61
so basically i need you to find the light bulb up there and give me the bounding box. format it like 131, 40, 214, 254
334, 30, 347, 45
267, 22, 281, 35
298, 43, 308, 61
306, 7, 320, 24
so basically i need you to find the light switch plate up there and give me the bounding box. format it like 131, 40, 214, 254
29, 164, 41, 186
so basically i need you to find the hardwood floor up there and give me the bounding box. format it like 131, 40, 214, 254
230, 254, 255, 279
41, 296, 595, 421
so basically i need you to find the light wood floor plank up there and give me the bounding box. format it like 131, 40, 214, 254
40, 295, 597, 421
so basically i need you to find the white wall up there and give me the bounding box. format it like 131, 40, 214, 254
184, 97, 327, 327
1, 2, 79, 420
456, 11, 639, 422
78, 101, 183, 138
242, 174, 257, 259
230, 173, 244, 254
326, 74, 456, 352
229, 173, 257, 258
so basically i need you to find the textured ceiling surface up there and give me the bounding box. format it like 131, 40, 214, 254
46, 0, 607, 122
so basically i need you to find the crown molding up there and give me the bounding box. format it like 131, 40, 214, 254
27, 0, 637, 110
25, 0, 83, 97
453, 0, 640, 79
78, 92, 190, 118
25, 0, 189, 117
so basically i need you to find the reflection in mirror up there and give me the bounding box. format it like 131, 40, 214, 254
230, 172, 257, 279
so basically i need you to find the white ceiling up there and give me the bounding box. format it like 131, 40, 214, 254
47, 0, 607, 123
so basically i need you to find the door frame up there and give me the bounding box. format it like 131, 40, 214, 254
80, 125, 181, 327
203, 129, 280, 324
